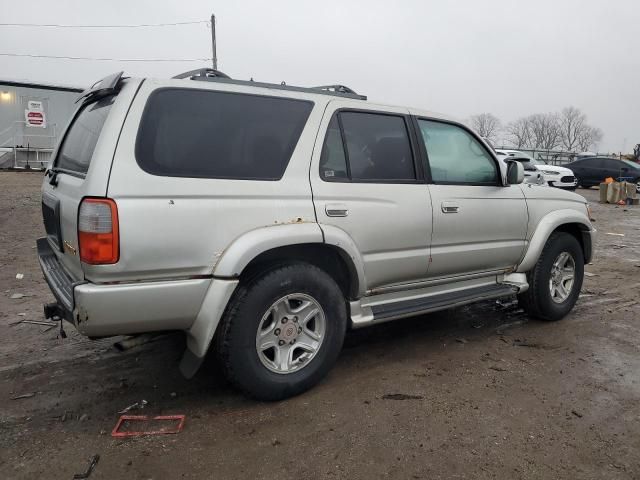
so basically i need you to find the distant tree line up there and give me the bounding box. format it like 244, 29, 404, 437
469, 107, 603, 152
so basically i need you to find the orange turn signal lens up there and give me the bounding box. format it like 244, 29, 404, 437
78, 198, 119, 264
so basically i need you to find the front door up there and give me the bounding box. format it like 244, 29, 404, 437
310, 102, 433, 290
414, 118, 528, 278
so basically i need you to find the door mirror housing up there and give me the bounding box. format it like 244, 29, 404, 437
506, 160, 525, 185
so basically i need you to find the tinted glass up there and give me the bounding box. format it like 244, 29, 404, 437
136, 89, 313, 180
56, 96, 114, 174
418, 120, 498, 184
339, 112, 415, 181
319, 116, 348, 181
602, 159, 623, 171
622, 160, 640, 171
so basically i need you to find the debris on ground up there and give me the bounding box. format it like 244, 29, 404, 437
571, 409, 584, 418
10, 293, 29, 299
15, 273, 24, 280
584, 272, 597, 277
79, 413, 90, 422
10, 392, 36, 400
455, 338, 468, 344
22, 320, 55, 327
119, 399, 149, 414
489, 366, 508, 372
382, 394, 424, 400
605, 232, 625, 237
111, 414, 186, 437
72, 454, 100, 479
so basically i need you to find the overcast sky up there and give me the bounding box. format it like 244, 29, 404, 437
1, 0, 638, 152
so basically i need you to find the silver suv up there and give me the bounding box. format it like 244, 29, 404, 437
38, 70, 595, 400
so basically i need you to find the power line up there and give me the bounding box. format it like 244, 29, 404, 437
0, 20, 209, 28
0, 53, 212, 62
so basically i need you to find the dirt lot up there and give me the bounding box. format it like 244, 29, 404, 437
1, 171, 639, 479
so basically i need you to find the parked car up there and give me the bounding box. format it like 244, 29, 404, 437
38, 70, 595, 400
495, 150, 577, 189
566, 156, 640, 192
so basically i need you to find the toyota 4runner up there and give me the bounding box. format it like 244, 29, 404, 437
38, 70, 595, 400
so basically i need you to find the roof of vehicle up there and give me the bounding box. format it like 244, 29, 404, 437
140, 68, 462, 125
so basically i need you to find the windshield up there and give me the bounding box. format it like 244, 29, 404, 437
622, 160, 640, 170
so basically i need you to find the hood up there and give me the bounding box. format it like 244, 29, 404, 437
538, 164, 573, 175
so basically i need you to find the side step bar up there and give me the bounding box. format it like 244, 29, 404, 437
369, 284, 518, 324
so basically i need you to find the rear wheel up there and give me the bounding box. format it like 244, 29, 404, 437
216, 263, 347, 400
518, 232, 584, 321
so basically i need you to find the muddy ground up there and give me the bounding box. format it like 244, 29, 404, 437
0, 171, 639, 479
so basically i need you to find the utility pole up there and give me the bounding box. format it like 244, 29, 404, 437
210, 14, 217, 71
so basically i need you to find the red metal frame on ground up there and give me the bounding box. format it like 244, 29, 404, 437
111, 414, 186, 437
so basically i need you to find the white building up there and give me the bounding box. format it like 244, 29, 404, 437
0, 79, 82, 169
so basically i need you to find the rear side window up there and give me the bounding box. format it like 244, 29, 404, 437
56, 96, 114, 175
136, 89, 313, 180
319, 111, 416, 182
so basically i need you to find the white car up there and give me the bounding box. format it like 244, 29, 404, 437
496, 150, 577, 190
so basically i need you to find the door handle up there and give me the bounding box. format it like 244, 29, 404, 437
325, 204, 349, 217
441, 202, 459, 214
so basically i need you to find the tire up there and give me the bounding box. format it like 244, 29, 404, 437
518, 232, 584, 321
216, 263, 347, 401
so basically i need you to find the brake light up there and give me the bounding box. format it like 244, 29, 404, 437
78, 198, 119, 264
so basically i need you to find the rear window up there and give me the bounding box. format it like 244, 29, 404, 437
56, 96, 114, 174
135, 89, 313, 180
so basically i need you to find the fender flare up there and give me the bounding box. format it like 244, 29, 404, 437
180, 223, 367, 376
318, 224, 367, 298
516, 209, 594, 273
213, 223, 325, 277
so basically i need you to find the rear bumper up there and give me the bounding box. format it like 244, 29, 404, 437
37, 237, 82, 322
37, 237, 212, 337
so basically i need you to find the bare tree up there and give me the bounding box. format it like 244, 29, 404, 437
576, 126, 603, 152
469, 113, 501, 142
505, 117, 532, 148
528, 113, 562, 150
559, 106, 587, 151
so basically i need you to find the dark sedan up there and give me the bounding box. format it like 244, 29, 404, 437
566, 157, 640, 192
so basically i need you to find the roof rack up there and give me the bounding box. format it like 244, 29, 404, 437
172, 68, 231, 80
312, 85, 359, 95
171, 68, 366, 100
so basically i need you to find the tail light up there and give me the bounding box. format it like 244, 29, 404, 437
78, 198, 119, 264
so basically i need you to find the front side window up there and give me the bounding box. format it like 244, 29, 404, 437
319, 111, 416, 182
56, 96, 115, 174
418, 120, 498, 185
136, 89, 313, 180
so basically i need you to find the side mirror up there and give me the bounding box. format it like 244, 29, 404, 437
506, 160, 525, 185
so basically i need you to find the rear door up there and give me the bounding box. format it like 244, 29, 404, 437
414, 117, 528, 278
310, 101, 433, 290
41, 77, 140, 280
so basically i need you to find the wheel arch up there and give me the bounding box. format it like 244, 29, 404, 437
517, 209, 594, 273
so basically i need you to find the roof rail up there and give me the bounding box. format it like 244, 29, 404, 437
172, 68, 231, 80
170, 67, 366, 100
313, 85, 358, 95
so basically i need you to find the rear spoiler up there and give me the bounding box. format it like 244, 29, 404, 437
75, 71, 124, 104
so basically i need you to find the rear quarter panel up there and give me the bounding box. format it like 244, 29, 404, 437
90, 79, 328, 282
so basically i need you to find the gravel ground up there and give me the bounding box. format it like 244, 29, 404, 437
0, 171, 639, 479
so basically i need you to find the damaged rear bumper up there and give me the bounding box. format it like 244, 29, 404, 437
37, 237, 212, 337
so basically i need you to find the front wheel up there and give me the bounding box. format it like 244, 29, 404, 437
216, 263, 347, 400
518, 232, 584, 321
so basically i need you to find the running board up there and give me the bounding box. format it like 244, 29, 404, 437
351, 284, 518, 328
